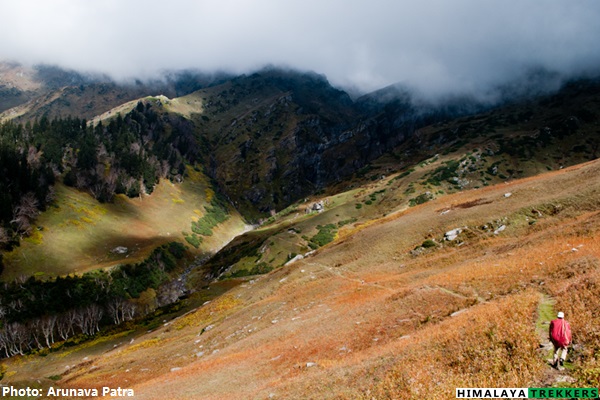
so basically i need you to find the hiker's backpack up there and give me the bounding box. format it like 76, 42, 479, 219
550, 319, 572, 348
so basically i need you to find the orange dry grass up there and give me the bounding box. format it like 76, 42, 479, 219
173, 294, 243, 330
366, 291, 543, 400
543, 236, 600, 386
16, 159, 600, 399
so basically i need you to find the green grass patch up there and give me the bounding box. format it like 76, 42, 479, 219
222, 262, 273, 279
191, 196, 230, 236
409, 192, 434, 207
337, 217, 357, 227
425, 159, 460, 186
310, 224, 337, 247
185, 233, 203, 248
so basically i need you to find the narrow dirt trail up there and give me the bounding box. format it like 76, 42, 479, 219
305, 261, 396, 293
536, 293, 575, 386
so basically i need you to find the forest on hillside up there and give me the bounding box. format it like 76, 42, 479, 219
0, 102, 200, 251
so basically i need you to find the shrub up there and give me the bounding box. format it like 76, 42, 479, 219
409, 192, 433, 207
421, 239, 437, 248
167, 242, 187, 259
185, 234, 202, 248
191, 197, 230, 237
310, 224, 337, 247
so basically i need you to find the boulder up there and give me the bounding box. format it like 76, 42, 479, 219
111, 246, 128, 254
444, 228, 462, 241
284, 254, 304, 266
306, 201, 325, 214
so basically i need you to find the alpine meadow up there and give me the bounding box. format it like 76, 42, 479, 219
1, 1, 600, 399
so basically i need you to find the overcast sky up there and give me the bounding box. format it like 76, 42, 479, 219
1, 0, 600, 98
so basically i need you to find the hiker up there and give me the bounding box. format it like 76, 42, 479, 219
549, 311, 572, 370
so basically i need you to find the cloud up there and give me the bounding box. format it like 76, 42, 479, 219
1, 0, 600, 97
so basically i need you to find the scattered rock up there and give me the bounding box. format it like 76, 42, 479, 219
445, 228, 462, 241
450, 309, 467, 317
284, 254, 304, 266
111, 246, 128, 254
555, 375, 576, 383
196, 351, 205, 357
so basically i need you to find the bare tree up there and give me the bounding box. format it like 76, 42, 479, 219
107, 298, 127, 325
57, 309, 77, 340
56, 314, 71, 341
107, 298, 136, 325
45, 185, 56, 204
160, 160, 170, 178
11, 193, 39, 236
0, 330, 10, 358
0, 227, 10, 247
123, 302, 136, 321
26, 146, 43, 169
40, 315, 57, 348
27, 319, 44, 349
4, 323, 30, 356
83, 304, 104, 335
75, 171, 89, 190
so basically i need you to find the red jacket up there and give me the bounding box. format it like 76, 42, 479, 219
549, 318, 572, 348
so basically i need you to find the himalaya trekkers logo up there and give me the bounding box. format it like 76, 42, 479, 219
456, 387, 599, 398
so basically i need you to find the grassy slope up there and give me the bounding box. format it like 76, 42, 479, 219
2, 167, 248, 280
3, 158, 598, 399
2, 80, 599, 397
